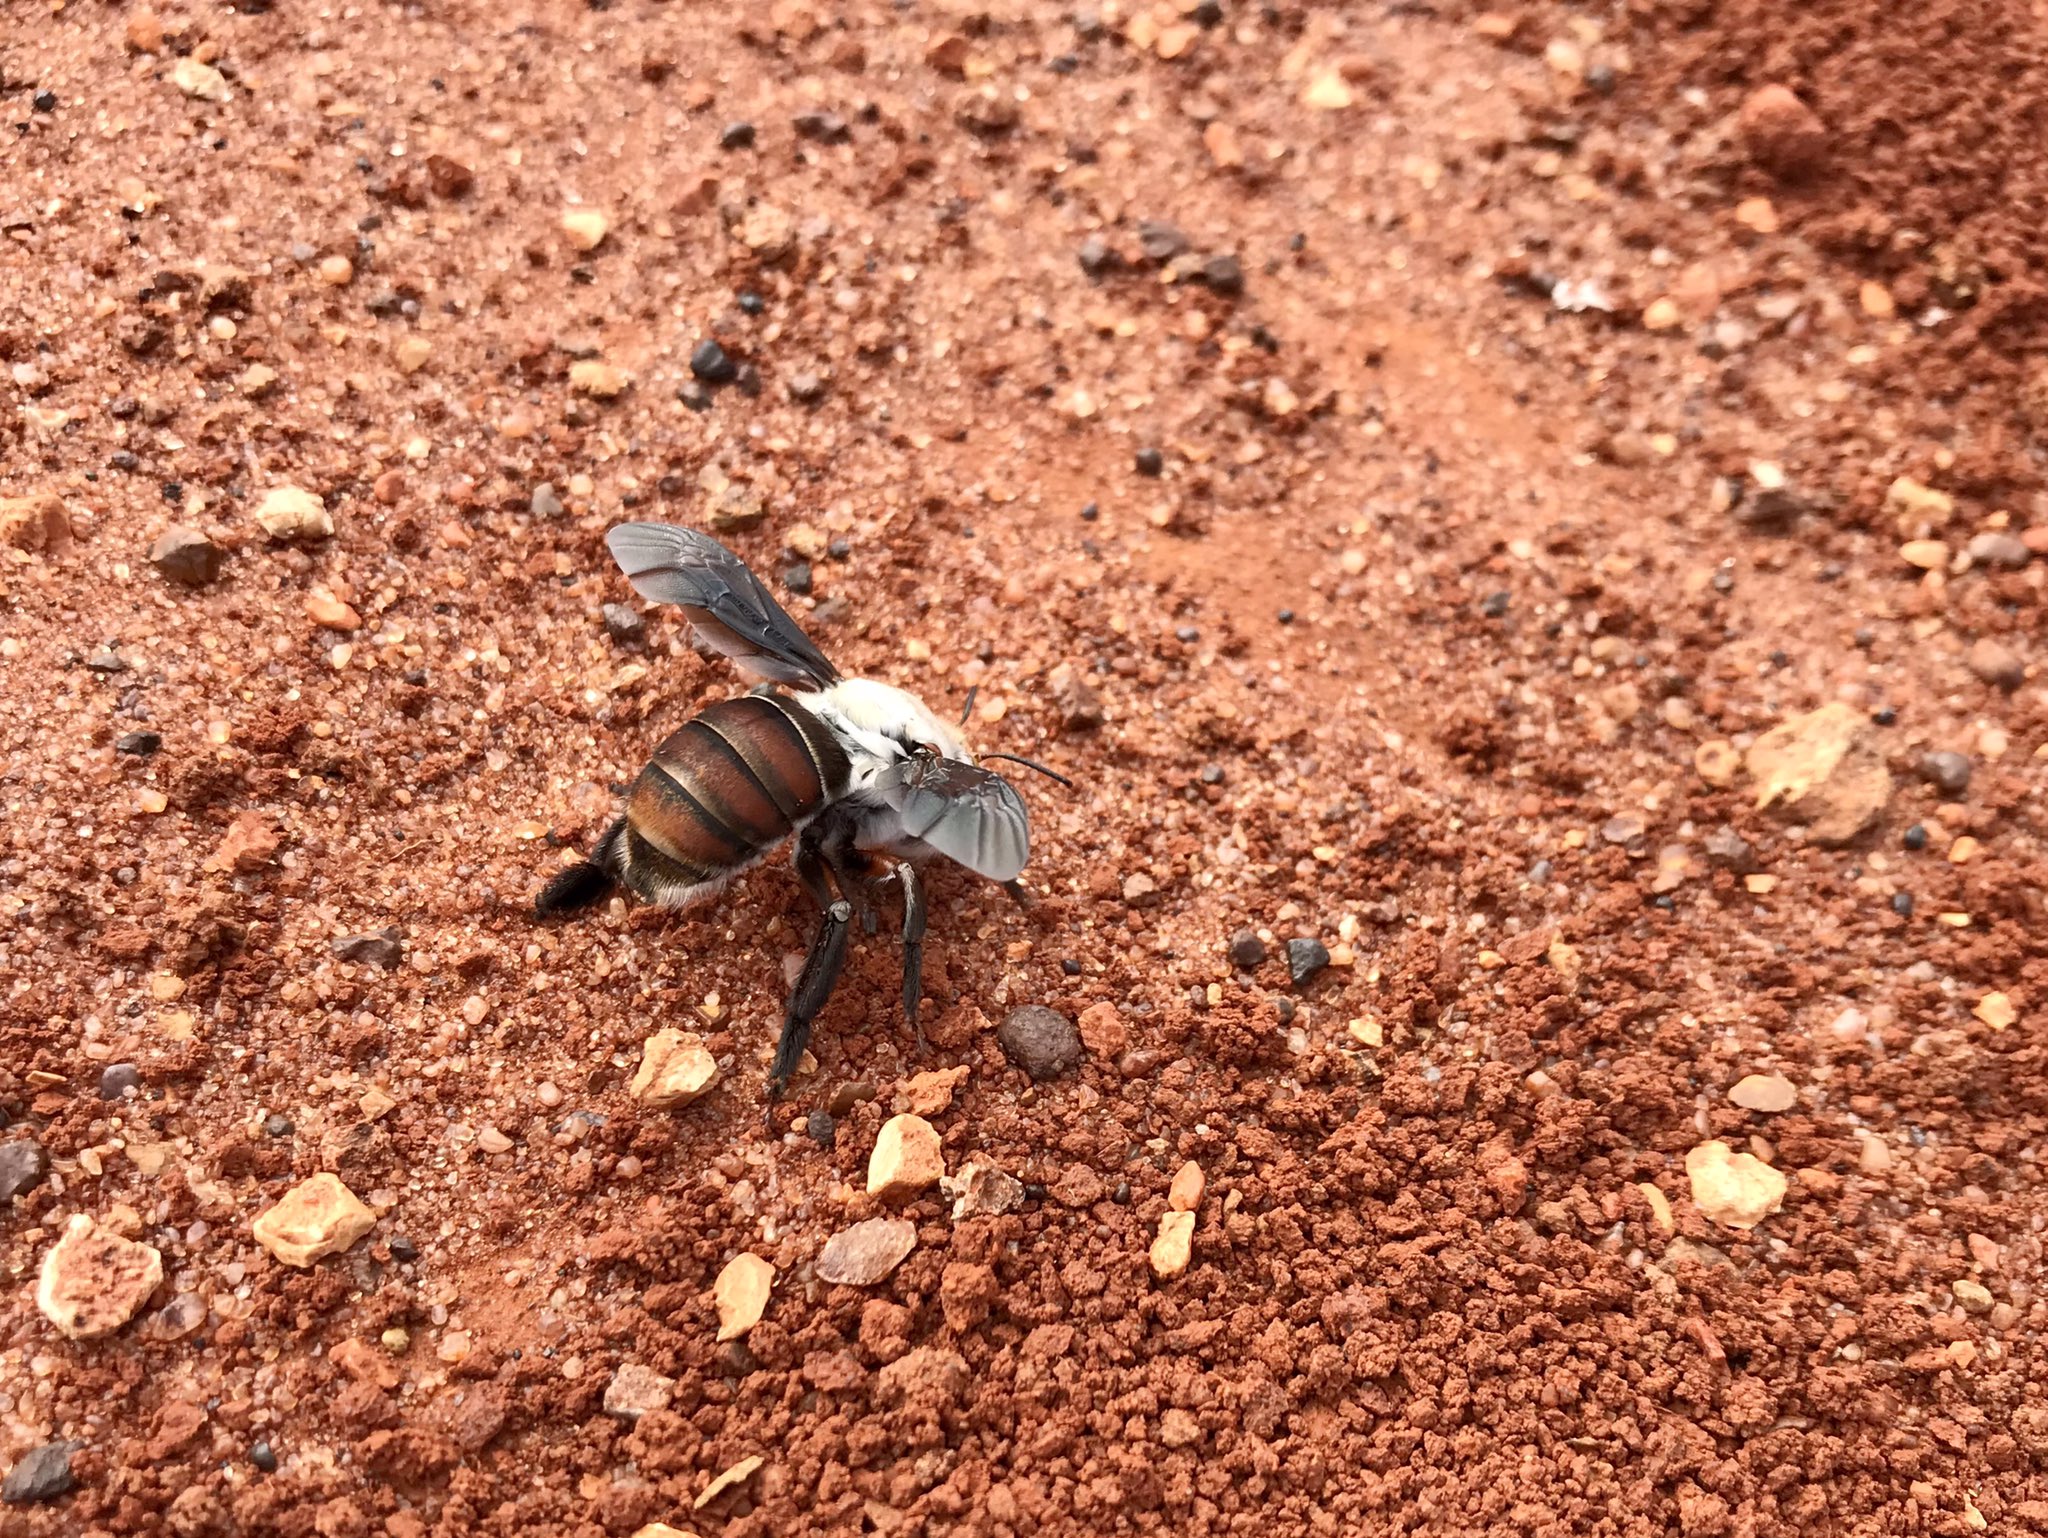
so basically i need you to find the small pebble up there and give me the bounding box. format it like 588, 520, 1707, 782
150, 526, 224, 587
1228, 929, 1266, 969
530, 482, 565, 518
1137, 220, 1189, 263
33, 91, 58, 113
115, 731, 161, 756
0, 1140, 50, 1200
1286, 938, 1330, 987
720, 121, 757, 150
1200, 253, 1244, 295
1903, 824, 1928, 851
263, 1114, 294, 1138
317, 255, 354, 287
691, 339, 738, 383
250, 1442, 277, 1474
98, 1063, 142, 1100
2, 1441, 76, 1505
1891, 892, 1915, 917
1918, 751, 1971, 798
793, 109, 849, 143
805, 1110, 836, 1146
1077, 235, 1118, 277
1276, 608, 1295, 625
602, 603, 645, 644
388, 1237, 419, 1263
783, 563, 813, 595
1134, 447, 1164, 477
738, 290, 765, 315
996, 1005, 1083, 1081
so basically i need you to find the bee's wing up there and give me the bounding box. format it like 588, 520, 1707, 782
604, 522, 841, 690
878, 758, 1030, 884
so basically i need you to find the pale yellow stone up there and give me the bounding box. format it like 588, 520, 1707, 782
253, 1173, 376, 1266
1744, 702, 1892, 846
693, 1455, 764, 1510
36, 1214, 164, 1340
1974, 992, 2016, 1031
629, 1029, 719, 1109
1150, 1210, 1195, 1278
1900, 539, 1949, 570
1642, 297, 1683, 332
1728, 1073, 1798, 1113
714, 1253, 774, 1342
394, 336, 433, 374
561, 207, 610, 252
1694, 738, 1739, 789
569, 360, 629, 397
1685, 1140, 1787, 1229
172, 56, 230, 102
1301, 69, 1354, 110
866, 1114, 944, 1199
1637, 1181, 1674, 1236
253, 485, 333, 542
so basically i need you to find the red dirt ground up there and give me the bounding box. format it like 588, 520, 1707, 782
3, 2, 2046, 1535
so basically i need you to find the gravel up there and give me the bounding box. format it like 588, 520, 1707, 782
1286, 938, 1331, 987
996, 1005, 1083, 1081
2, 1442, 76, 1505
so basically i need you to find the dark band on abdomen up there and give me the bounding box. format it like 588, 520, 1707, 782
618, 694, 851, 903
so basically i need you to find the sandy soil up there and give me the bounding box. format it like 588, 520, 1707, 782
3, 2, 2046, 1535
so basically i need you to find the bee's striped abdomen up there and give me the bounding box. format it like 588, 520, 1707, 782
618, 694, 849, 906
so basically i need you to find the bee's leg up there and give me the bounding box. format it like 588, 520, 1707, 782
1001, 879, 1032, 909
767, 898, 852, 1104
895, 861, 927, 1051
794, 828, 834, 911
819, 825, 880, 935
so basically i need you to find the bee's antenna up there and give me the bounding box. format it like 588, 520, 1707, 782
958, 684, 979, 726
979, 751, 1074, 789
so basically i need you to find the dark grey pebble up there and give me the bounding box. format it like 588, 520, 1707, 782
98, 1063, 142, 1100
116, 731, 161, 756
1286, 938, 1330, 988
793, 110, 849, 143
2, 1441, 76, 1505
1702, 826, 1757, 873
331, 931, 403, 969
263, 1114, 295, 1139
150, 527, 224, 587
1137, 220, 1188, 263
1200, 253, 1244, 295
996, 1006, 1083, 1082
1134, 447, 1163, 477
250, 1442, 277, 1474
1077, 235, 1118, 277
601, 603, 645, 644
1918, 752, 1971, 798
1228, 930, 1267, 969
805, 1110, 836, 1147
85, 650, 128, 675
783, 563, 813, 595
0, 1140, 49, 1201
1903, 824, 1928, 851
690, 339, 737, 384
719, 122, 756, 150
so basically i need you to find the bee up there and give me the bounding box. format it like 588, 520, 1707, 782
537, 523, 1068, 1101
